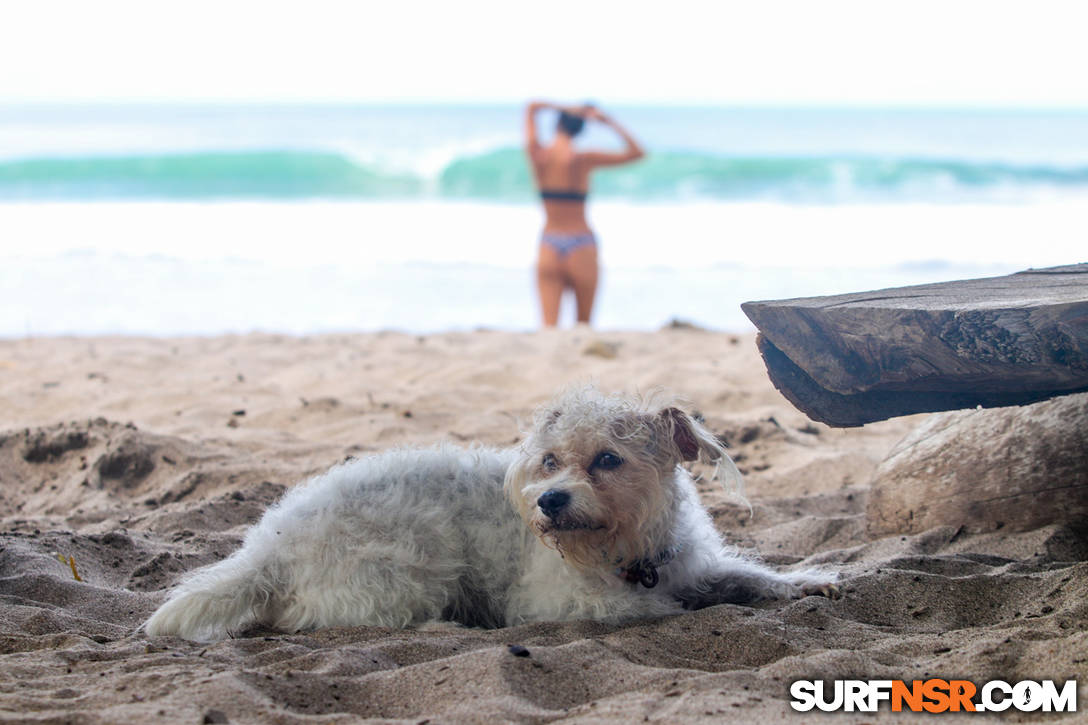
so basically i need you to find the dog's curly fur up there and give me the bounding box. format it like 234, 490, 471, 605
145, 386, 837, 642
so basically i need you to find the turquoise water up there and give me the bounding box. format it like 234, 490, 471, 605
3, 104, 1088, 203
6, 148, 1087, 202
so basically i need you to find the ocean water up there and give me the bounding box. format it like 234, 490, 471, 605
1, 104, 1086, 336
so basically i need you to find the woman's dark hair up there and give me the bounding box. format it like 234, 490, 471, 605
556, 110, 585, 138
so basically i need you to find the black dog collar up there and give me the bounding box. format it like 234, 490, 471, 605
618, 548, 677, 589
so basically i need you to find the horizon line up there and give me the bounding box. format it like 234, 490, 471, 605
3, 99, 1088, 113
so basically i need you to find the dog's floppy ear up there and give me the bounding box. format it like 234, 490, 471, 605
659, 407, 746, 500
660, 407, 723, 463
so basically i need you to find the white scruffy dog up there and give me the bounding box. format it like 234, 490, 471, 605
145, 386, 837, 642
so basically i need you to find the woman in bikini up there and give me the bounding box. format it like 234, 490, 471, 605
525, 101, 645, 327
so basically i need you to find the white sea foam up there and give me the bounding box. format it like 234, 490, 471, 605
1, 200, 1080, 337
2, 200, 1083, 269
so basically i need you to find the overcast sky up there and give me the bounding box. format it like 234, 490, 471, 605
4, 0, 1086, 107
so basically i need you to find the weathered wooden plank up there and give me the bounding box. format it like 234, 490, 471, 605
742, 263, 1088, 426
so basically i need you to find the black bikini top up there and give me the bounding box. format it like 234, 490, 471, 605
540, 188, 588, 202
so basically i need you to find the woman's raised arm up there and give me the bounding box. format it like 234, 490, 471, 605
580, 107, 645, 167
524, 100, 557, 156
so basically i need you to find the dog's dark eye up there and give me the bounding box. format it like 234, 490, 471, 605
592, 451, 623, 470
542, 453, 559, 471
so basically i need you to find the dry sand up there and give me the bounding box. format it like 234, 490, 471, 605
1, 329, 1084, 723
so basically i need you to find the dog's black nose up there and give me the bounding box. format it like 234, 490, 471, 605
537, 489, 570, 519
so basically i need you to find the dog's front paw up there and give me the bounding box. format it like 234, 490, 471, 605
801, 582, 841, 600
784, 569, 841, 601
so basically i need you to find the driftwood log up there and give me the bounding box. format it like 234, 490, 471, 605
741, 264, 1088, 427
866, 392, 1088, 536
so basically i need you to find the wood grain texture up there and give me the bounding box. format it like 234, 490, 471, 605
743, 264, 1088, 426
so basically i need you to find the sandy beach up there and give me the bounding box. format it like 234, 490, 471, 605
1, 328, 1085, 723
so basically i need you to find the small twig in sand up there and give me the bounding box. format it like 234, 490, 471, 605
56, 553, 83, 582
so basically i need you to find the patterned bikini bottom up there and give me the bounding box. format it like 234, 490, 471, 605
540, 231, 597, 257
